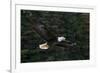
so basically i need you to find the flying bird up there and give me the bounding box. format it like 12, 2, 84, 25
26, 16, 76, 49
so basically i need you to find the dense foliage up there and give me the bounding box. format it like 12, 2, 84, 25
21, 10, 89, 63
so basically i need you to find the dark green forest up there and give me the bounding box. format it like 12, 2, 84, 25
21, 10, 89, 63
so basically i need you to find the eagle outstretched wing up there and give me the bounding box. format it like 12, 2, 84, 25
26, 16, 57, 42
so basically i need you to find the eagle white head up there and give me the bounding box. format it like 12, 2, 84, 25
57, 36, 66, 42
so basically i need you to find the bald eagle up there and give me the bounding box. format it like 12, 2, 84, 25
26, 16, 76, 49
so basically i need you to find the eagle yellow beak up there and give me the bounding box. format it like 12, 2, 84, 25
39, 42, 49, 49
